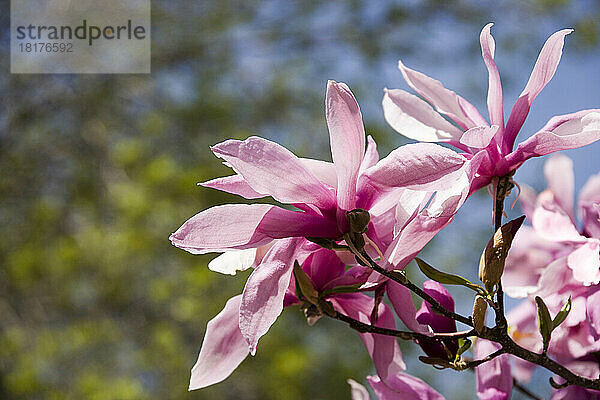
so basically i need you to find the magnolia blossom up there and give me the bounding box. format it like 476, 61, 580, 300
383, 23, 600, 192
502, 154, 600, 398
171, 23, 600, 399
173, 81, 477, 390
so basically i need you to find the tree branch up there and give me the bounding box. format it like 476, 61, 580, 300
328, 306, 475, 341
463, 348, 505, 369
493, 173, 513, 330
342, 233, 473, 328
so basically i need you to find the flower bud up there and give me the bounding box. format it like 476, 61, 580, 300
472, 295, 487, 334
301, 303, 322, 326
478, 216, 525, 291
346, 208, 370, 234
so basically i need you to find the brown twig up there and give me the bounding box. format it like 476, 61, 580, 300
493, 173, 513, 330
329, 307, 475, 341
343, 234, 473, 328
463, 348, 505, 369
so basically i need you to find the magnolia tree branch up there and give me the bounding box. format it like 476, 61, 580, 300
493, 174, 513, 329
328, 307, 475, 341
352, 248, 474, 328
463, 348, 506, 369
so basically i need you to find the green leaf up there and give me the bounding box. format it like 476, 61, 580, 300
552, 296, 572, 331
415, 258, 485, 294
293, 261, 319, 305
454, 338, 472, 362
535, 296, 552, 353
320, 284, 362, 297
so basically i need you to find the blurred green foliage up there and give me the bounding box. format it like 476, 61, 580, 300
1, 1, 598, 399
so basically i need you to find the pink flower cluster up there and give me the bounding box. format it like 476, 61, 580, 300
502, 154, 600, 399
171, 24, 600, 399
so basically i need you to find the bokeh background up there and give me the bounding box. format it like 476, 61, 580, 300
2, 1, 600, 399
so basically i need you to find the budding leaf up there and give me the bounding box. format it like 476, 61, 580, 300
535, 296, 552, 353
454, 338, 472, 362
472, 295, 488, 334
552, 296, 572, 331
346, 209, 370, 234
321, 284, 362, 297
293, 261, 319, 305
415, 258, 485, 294
478, 215, 525, 292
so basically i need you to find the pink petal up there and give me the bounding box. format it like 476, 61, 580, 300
326, 81, 366, 211
332, 294, 405, 380
507, 301, 543, 354
386, 281, 430, 334
567, 241, 600, 285
189, 295, 249, 390
511, 357, 536, 383
517, 184, 538, 221
360, 143, 467, 193
211, 136, 336, 209
535, 257, 574, 298
479, 24, 504, 133
367, 373, 445, 400
303, 249, 345, 291
502, 226, 550, 297
579, 173, 600, 238
208, 248, 259, 275
543, 154, 575, 221
586, 290, 600, 340
398, 59, 487, 130
505, 110, 600, 168
200, 174, 266, 199
300, 158, 338, 188
415, 281, 456, 334
347, 379, 371, 400
382, 89, 464, 144
532, 202, 585, 243
460, 125, 499, 149
504, 29, 573, 151
389, 189, 429, 229
552, 385, 600, 400
170, 204, 338, 254
239, 237, 304, 354
474, 339, 513, 400
384, 193, 460, 269
360, 135, 380, 173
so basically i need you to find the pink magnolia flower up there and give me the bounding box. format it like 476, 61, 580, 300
503, 154, 600, 397
504, 154, 600, 291
383, 23, 600, 193
171, 81, 478, 357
